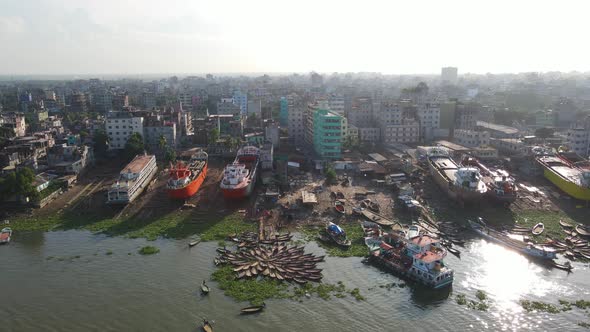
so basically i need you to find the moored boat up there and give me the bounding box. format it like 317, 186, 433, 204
469, 218, 556, 260
576, 224, 590, 237
0, 227, 12, 244
220, 146, 260, 199
532, 223, 545, 235
461, 156, 517, 204
326, 222, 351, 247
167, 150, 208, 200
536, 153, 590, 201
107, 154, 158, 204
334, 200, 345, 214
240, 302, 265, 314
201, 280, 210, 294
427, 147, 487, 204
202, 319, 213, 332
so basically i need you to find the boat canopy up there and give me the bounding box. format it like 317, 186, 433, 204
328, 224, 344, 235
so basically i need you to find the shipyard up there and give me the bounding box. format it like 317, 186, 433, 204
3, 72, 590, 331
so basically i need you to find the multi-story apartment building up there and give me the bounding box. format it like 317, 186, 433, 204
377, 101, 419, 144
232, 90, 248, 115
454, 129, 490, 147
328, 94, 345, 116
143, 116, 177, 150
91, 88, 112, 113
141, 92, 157, 110
359, 127, 380, 143
217, 98, 242, 115
112, 93, 129, 111
105, 111, 144, 150
178, 92, 193, 112
307, 108, 346, 159
69, 93, 88, 113
1, 112, 26, 137
348, 97, 373, 128
416, 102, 440, 141
287, 94, 306, 146
566, 122, 590, 157
279, 97, 288, 126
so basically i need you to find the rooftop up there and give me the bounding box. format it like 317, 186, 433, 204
414, 251, 444, 263
476, 121, 519, 135
122, 154, 155, 174
435, 140, 471, 152
410, 234, 439, 246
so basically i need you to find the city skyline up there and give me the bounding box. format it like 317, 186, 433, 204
1, 0, 590, 75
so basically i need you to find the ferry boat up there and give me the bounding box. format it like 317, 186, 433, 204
536, 154, 590, 201
468, 218, 556, 260
167, 150, 208, 200
220, 145, 260, 199
107, 154, 158, 204
426, 147, 487, 203
365, 230, 454, 289
461, 156, 517, 204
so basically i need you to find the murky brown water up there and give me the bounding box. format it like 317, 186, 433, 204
2, 230, 589, 331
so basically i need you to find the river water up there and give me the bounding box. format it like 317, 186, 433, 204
2, 230, 589, 331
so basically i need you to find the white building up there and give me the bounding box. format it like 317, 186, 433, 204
490, 138, 527, 155
217, 98, 242, 115
416, 102, 440, 141
441, 67, 458, 85
359, 127, 380, 143
328, 94, 345, 116
106, 111, 144, 150
178, 93, 193, 112
377, 102, 420, 144
566, 127, 590, 157
454, 129, 490, 148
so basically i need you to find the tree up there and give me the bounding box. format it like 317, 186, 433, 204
164, 148, 176, 163
79, 130, 89, 142
124, 132, 144, 159
209, 128, 220, 144
246, 113, 258, 127
93, 129, 109, 156
535, 127, 555, 141
158, 135, 167, 151
324, 165, 337, 185
0, 167, 38, 202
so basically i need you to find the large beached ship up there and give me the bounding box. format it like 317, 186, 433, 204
167, 149, 208, 200
107, 154, 158, 204
461, 156, 517, 204
537, 154, 590, 201
220, 145, 260, 199
426, 147, 487, 203
365, 229, 454, 289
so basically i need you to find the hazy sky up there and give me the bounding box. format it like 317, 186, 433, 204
1, 0, 589, 75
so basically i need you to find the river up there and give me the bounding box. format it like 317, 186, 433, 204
2, 230, 589, 331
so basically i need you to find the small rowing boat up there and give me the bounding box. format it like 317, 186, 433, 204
334, 201, 345, 214
240, 302, 265, 314
202, 319, 213, 332
531, 223, 544, 236
560, 219, 573, 228
575, 225, 590, 237
0, 227, 11, 244
551, 261, 573, 272
189, 239, 201, 247
201, 280, 210, 294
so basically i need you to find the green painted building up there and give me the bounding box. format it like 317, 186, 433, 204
310, 109, 346, 159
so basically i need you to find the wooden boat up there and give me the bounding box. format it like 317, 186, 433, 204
360, 209, 394, 227
531, 223, 544, 236
0, 227, 12, 244
293, 278, 307, 284
360, 199, 379, 212
240, 302, 266, 314
551, 261, 573, 272
334, 201, 345, 214
336, 192, 345, 199
189, 239, 201, 247
216, 247, 229, 254
202, 319, 213, 332
575, 225, 590, 237
445, 245, 461, 258
560, 219, 573, 228
201, 280, 210, 294
305, 274, 322, 281
579, 251, 590, 260
326, 222, 351, 247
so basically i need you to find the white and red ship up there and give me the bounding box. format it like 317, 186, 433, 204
220, 146, 260, 199
461, 156, 517, 204
167, 150, 208, 200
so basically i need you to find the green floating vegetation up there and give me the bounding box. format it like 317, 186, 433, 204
377, 282, 406, 291
302, 222, 366, 257
456, 291, 489, 311
520, 300, 561, 314
212, 266, 290, 306
212, 266, 366, 305
217, 240, 226, 247
456, 294, 467, 305
197, 213, 257, 241
105, 250, 113, 255
579, 322, 590, 329
138, 246, 160, 255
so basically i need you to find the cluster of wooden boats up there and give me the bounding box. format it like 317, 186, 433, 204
215, 233, 324, 284
540, 220, 590, 263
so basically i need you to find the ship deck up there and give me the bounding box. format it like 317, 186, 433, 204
549, 165, 583, 185
431, 157, 458, 182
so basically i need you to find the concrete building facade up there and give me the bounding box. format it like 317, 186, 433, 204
105, 111, 144, 150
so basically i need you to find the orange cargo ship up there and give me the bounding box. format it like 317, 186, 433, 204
167, 150, 208, 200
